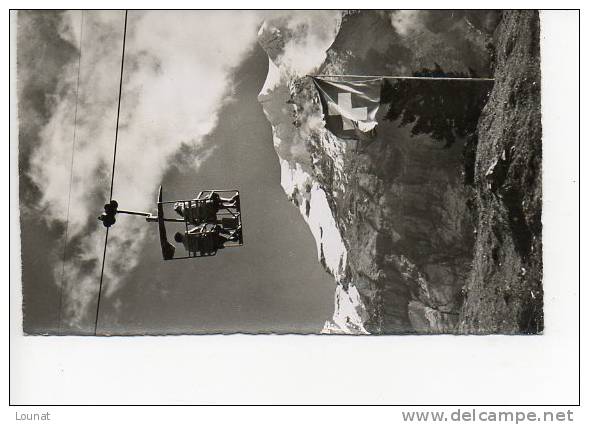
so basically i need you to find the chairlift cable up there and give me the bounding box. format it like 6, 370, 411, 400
94, 10, 128, 336
57, 10, 84, 334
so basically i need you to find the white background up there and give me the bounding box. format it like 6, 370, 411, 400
3, 0, 584, 423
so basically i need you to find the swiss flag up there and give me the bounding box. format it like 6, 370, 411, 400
312, 77, 382, 140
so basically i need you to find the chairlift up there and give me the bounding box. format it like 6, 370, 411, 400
98, 186, 243, 260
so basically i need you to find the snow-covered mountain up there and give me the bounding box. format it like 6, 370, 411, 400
257, 10, 500, 334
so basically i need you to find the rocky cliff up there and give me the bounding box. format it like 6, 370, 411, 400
257, 10, 541, 334
459, 11, 543, 334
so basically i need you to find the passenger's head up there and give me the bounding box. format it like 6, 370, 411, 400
174, 232, 184, 243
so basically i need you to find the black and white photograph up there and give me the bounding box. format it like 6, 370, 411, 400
14, 9, 545, 336
8, 6, 582, 411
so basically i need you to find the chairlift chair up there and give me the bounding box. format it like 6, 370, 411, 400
98, 185, 244, 261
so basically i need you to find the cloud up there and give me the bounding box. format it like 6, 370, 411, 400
389, 10, 425, 36
276, 11, 342, 77
24, 10, 262, 330
258, 11, 342, 91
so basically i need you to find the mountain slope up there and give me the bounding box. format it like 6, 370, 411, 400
257, 10, 541, 334
459, 10, 543, 334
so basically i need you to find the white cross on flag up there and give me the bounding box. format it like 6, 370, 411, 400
312, 77, 382, 140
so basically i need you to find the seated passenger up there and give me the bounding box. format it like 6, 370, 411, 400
174, 223, 240, 255
207, 192, 239, 209
173, 199, 217, 224
173, 192, 239, 225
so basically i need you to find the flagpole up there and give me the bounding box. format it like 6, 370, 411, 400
310, 74, 494, 81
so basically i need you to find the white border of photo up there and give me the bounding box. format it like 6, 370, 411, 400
3, 1, 583, 420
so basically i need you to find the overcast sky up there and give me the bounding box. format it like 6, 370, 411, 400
17, 10, 339, 334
